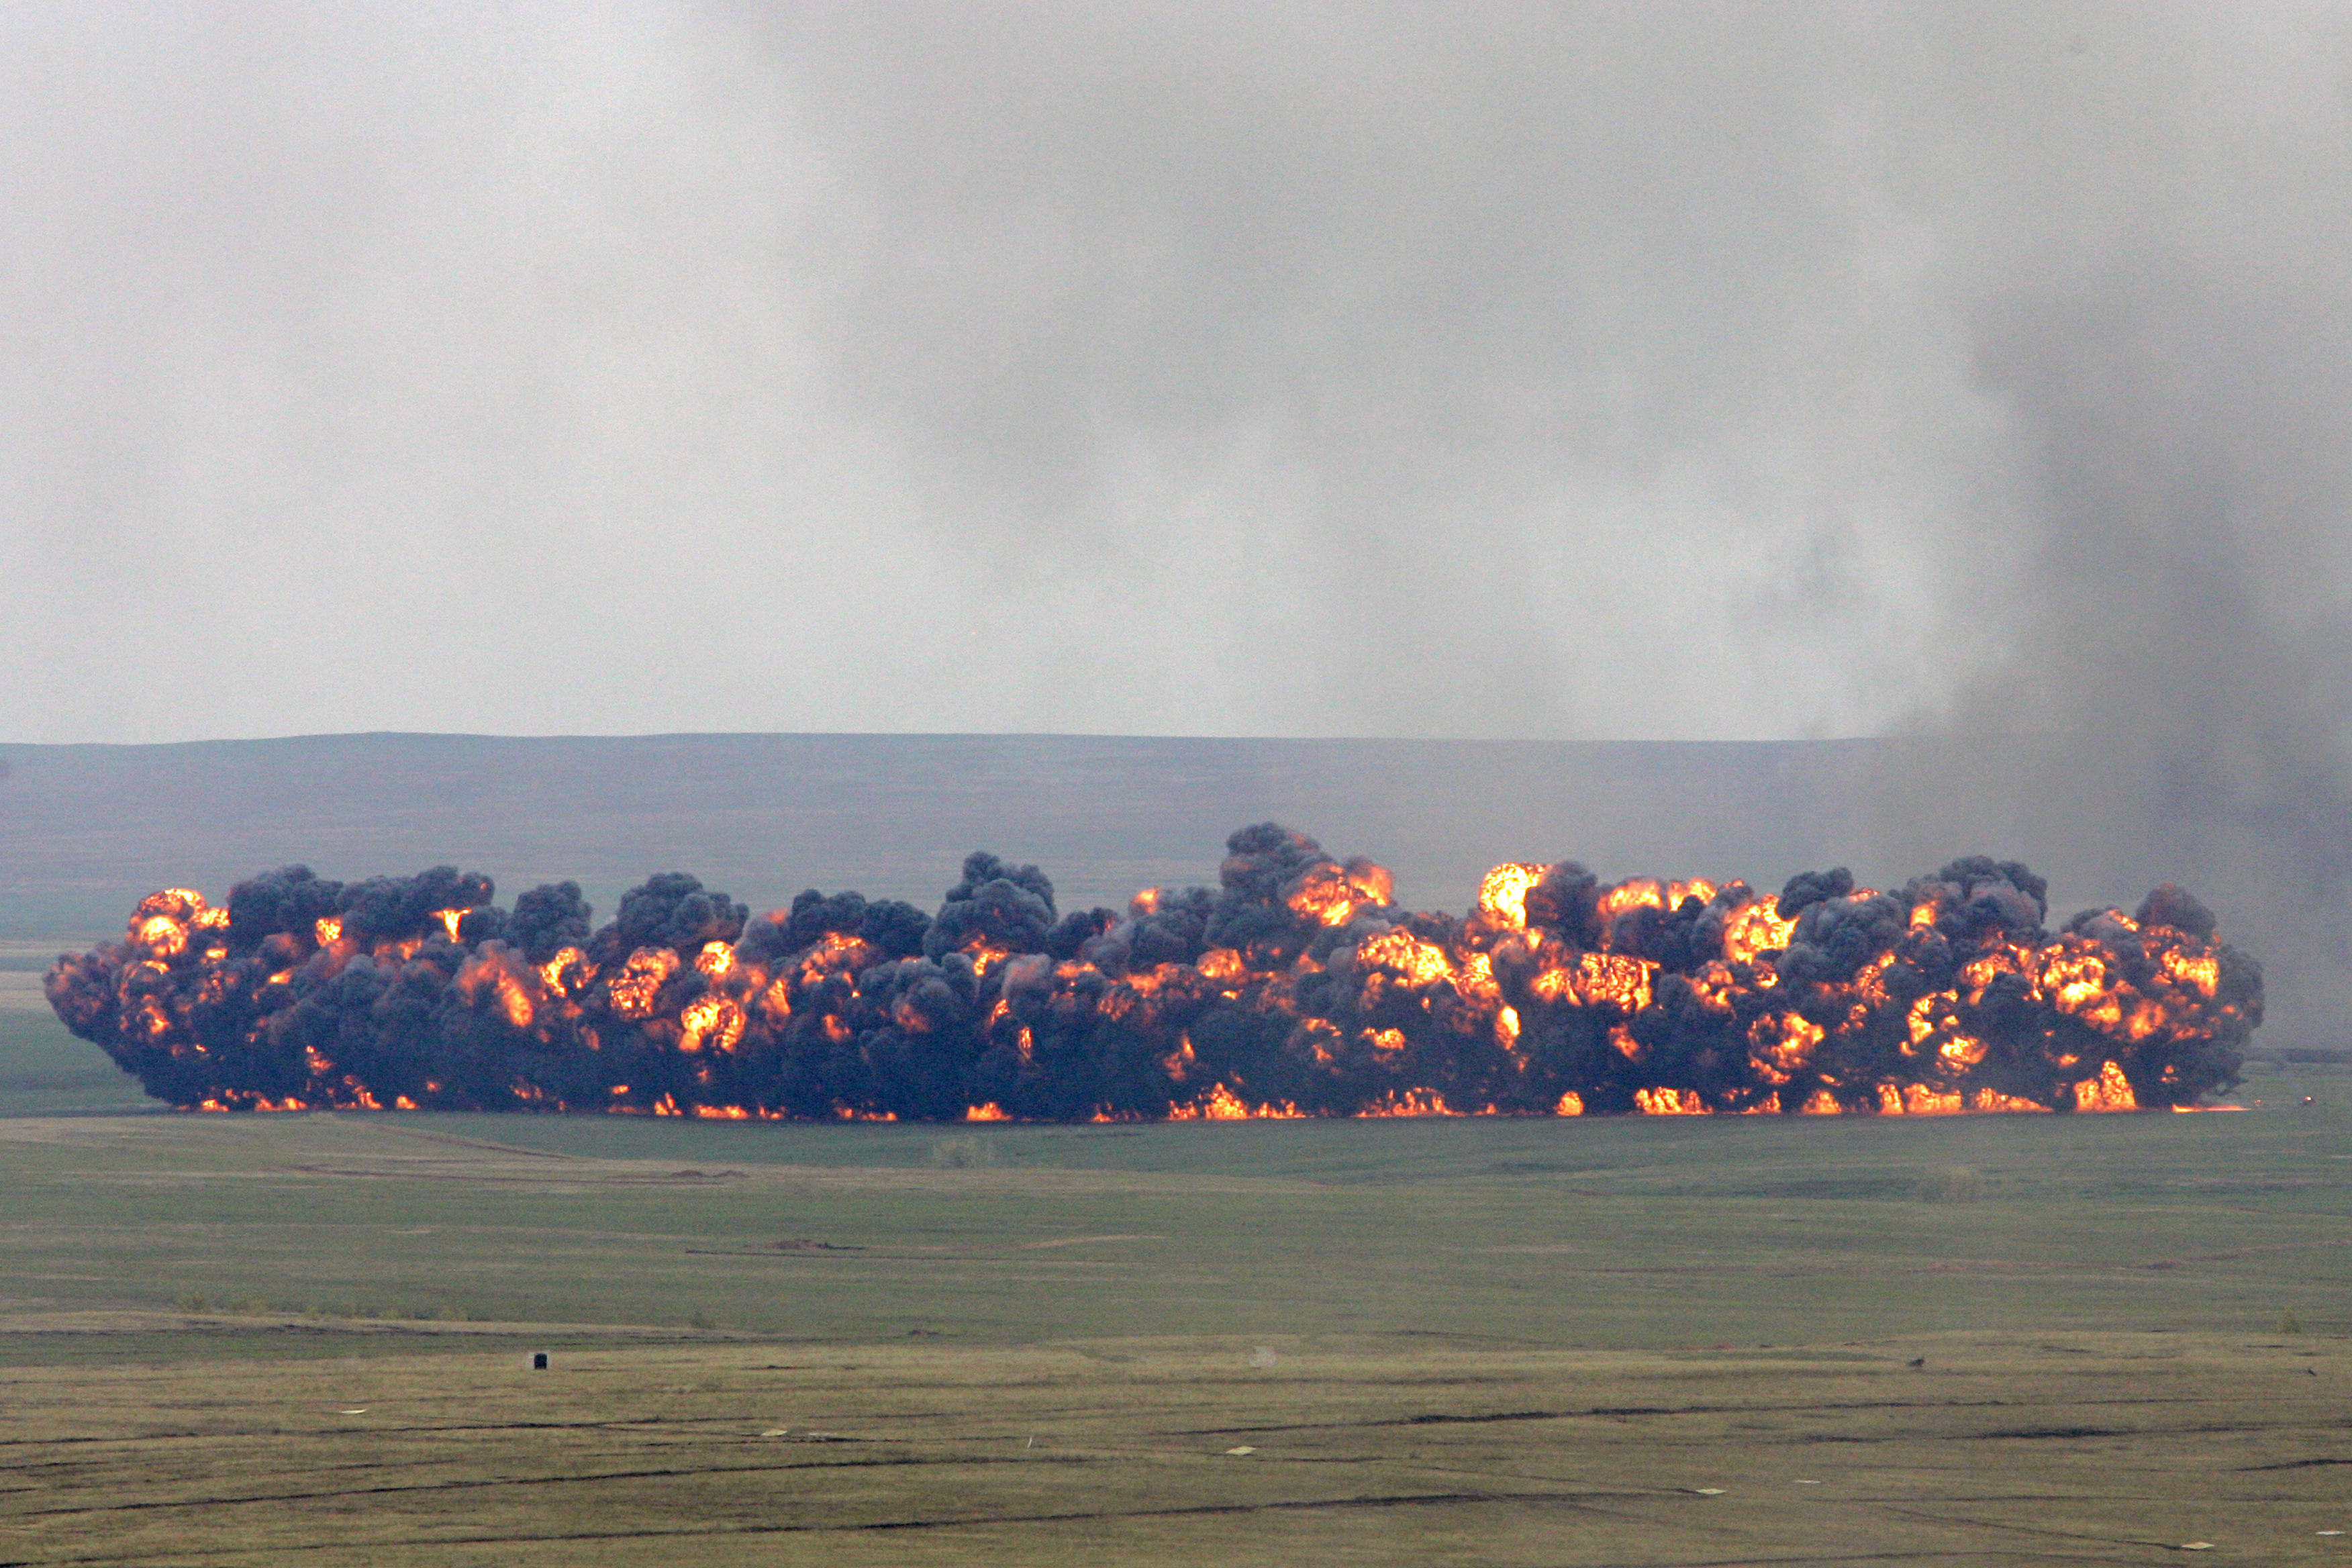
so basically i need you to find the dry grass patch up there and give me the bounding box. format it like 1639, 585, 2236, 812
3, 1331, 2347, 1567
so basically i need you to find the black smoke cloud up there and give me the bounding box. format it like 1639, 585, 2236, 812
48, 825, 2259, 1120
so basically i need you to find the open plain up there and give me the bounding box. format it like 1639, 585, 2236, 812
2, 1002, 2347, 1565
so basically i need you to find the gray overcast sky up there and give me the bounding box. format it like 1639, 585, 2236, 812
3, 1, 2350, 753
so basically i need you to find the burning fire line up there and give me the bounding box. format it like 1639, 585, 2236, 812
44, 826, 2260, 1120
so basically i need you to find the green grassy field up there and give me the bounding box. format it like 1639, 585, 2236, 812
0, 1007, 156, 1120
3, 1010, 2348, 1564
9, 1332, 2346, 1567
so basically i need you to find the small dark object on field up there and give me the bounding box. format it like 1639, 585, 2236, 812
532, 1352, 547, 1370
1908, 1357, 1926, 1368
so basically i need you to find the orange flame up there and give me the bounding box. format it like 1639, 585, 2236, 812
1721, 897, 1796, 965
1285, 861, 1392, 928
1355, 928, 1454, 985
1477, 863, 1547, 929
539, 946, 592, 995
1354, 1087, 1457, 1118
605, 947, 679, 1020
677, 995, 746, 1055
61, 844, 2257, 1120
2073, 1060, 2139, 1112
1167, 1084, 1305, 1120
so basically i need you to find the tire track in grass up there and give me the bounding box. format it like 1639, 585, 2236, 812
3, 1451, 1100, 1519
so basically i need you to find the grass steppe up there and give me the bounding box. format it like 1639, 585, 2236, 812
2, 1008, 2347, 1565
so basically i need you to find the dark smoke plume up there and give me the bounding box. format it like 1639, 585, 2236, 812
46, 826, 2258, 1120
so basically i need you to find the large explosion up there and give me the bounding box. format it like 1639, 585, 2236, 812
46, 825, 2260, 1119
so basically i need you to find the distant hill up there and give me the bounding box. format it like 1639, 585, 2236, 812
0, 730, 2160, 940
5, 728, 2336, 1046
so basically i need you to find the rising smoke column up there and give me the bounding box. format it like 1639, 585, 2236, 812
46, 825, 2259, 1119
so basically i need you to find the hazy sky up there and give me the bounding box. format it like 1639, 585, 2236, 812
4, 1, 2349, 752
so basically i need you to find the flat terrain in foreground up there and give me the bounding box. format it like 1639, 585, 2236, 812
9, 1332, 2345, 1567
1, 1034, 2346, 1563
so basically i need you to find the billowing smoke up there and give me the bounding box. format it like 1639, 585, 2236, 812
46, 825, 2259, 1119
3, 7, 2344, 1048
